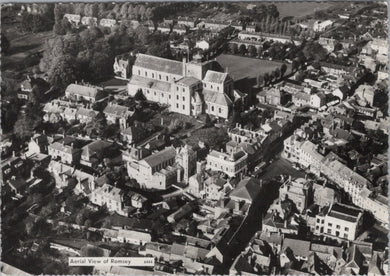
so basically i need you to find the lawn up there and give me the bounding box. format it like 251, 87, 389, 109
216, 54, 291, 82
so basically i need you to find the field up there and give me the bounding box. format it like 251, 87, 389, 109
1, 17, 53, 83
216, 54, 291, 82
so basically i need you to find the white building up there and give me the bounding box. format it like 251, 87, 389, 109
313, 20, 334, 32
90, 184, 126, 216
206, 150, 247, 178
314, 203, 363, 241
195, 40, 210, 51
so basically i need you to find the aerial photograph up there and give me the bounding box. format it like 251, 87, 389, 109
0, 1, 388, 275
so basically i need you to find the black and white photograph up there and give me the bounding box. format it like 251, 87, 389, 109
1, 1, 389, 275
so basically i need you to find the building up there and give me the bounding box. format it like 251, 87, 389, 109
332, 85, 349, 100
121, 125, 148, 145
313, 20, 333, 32
279, 177, 313, 213
81, 16, 98, 26
116, 229, 151, 245
90, 184, 126, 216
237, 31, 302, 45
63, 14, 81, 25
362, 191, 388, 226
113, 55, 131, 79
195, 40, 210, 51
314, 203, 363, 241
80, 140, 119, 168
312, 182, 340, 208
310, 92, 327, 108
172, 25, 187, 35
202, 19, 230, 31
48, 140, 81, 165
126, 146, 180, 190
99, 18, 117, 28
177, 16, 198, 28
127, 53, 235, 119
206, 150, 247, 178
103, 102, 134, 127
257, 87, 288, 106
292, 92, 311, 107
65, 83, 105, 103
355, 84, 377, 107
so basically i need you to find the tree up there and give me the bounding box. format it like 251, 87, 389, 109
239, 44, 247, 56
273, 68, 281, 80
263, 73, 270, 86
1, 33, 10, 55
280, 63, 287, 78
48, 55, 78, 89
248, 45, 257, 57
257, 74, 264, 87
229, 43, 238, 54
292, 59, 299, 72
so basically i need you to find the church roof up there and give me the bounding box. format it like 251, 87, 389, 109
203, 70, 229, 84
133, 53, 183, 76
203, 89, 232, 107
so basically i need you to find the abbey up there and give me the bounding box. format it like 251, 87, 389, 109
127, 53, 241, 119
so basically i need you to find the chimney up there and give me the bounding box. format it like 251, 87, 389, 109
284, 219, 288, 228
161, 117, 164, 126
12, 151, 15, 157
182, 56, 187, 77
235, 200, 240, 211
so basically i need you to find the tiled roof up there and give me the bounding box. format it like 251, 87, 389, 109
142, 147, 176, 168
229, 177, 261, 202
65, 84, 101, 98
203, 70, 229, 84
176, 77, 201, 86
133, 54, 183, 76
129, 75, 172, 93
103, 103, 132, 117
203, 89, 232, 107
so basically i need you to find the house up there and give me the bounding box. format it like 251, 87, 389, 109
81, 16, 98, 26
177, 16, 198, 28
332, 85, 349, 100
63, 14, 81, 26
310, 92, 327, 109
157, 22, 171, 33
113, 55, 131, 79
128, 191, 147, 209
355, 84, 377, 107
48, 160, 95, 191
292, 91, 311, 107
362, 191, 388, 226
48, 139, 82, 165
312, 182, 340, 208
172, 24, 187, 35
99, 18, 117, 28
117, 229, 151, 245
279, 177, 313, 213
27, 133, 48, 155
90, 184, 126, 216
313, 20, 333, 32
103, 102, 134, 127
76, 107, 98, 124
65, 83, 105, 103
314, 203, 363, 241
206, 150, 247, 178
221, 177, 262, 215
80, 140, 119, 168
18, 76, 48, 100
121, 124, 148, 145
201, 173, 229, 201
257, 87, 288, 106
203, 19, 230, 31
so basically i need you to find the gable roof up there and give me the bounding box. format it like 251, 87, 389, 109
142, 147, 176, 168
229, 177, 261, 202
203, 89, 232, 107
65, 84, 102, 99
134, 53, 183, 76
203, 70, 229, 84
